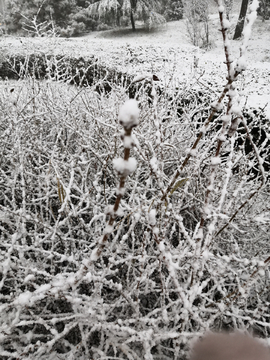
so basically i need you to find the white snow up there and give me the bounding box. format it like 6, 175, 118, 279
159, 241, 165, 252
202, 250, 211, 260
104, 224, 114, 234
150, 157, 158, 172
105, 205, 114, 215
123, 135, 134, 148
35, 284, 51, 294
134, 212, 141, 221
211, 101, 223, 111
132, 73, 152, 82
1, 12, 270, 355
15, 291, 32, 306
189, 149, 197, 157
119, 99, 140, 129
24, 274, 35, 283
235, 56, 247, 73
227, 88, 238, 98
148, 209, 156, 226
230, 105, 242, 116
196, 228, 203, 240
90, 248, 99, 261
153, 227, 159, 235
115, 207, 124, 216
113, 157, 137, 176
218, 134, 226, 142
222, 19, 231, 30
116, 186, 126, 195
218, 5, 225, 13
250, 0, 260, 12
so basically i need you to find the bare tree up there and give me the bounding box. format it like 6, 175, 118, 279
184, 0, 211, 48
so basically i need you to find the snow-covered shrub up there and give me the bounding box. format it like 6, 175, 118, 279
0, 53, 133, 91
0, 1, 269, 359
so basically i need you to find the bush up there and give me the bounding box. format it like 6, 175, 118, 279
70, 7, 98, 31
70, 20, 86, 35
164, 0, 184, 21
96, 22, 112, 31
257, 0, 270, 20
119, 15, 130, 27
145, 11, 166, 30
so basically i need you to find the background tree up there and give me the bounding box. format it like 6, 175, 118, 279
233, 0, 249, 39
4, 0, 183, 35
184, 0, 210, 48
161, 0, 184, 21
257, 0, 270, 20
224, 0, 233, 20
5, 0, 74, 33
88, 0, 165, 31
5, 0, 95, 36
130, 0, 137, 31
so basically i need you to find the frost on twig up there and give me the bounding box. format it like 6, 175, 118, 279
167, 0, 263, 244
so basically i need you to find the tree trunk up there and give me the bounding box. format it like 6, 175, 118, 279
233, 0, 249, 39
130, 9, 136, 31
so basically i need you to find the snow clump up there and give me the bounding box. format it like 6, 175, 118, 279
148, 209, 156, 226
119, 99, 140, 129
211, 156, 222, 166
113, 157, 137, 176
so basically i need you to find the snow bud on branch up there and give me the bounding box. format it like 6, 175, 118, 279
118, 98, 140, 130
113, 157, 137, 177
114, 99, 139, 175
112, 99, 140, 198
217, 0, 234, 81
89, 100, 140, 263
113, 99, 139, 195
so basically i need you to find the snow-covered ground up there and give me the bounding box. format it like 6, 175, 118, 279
2, 12, 270, 117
